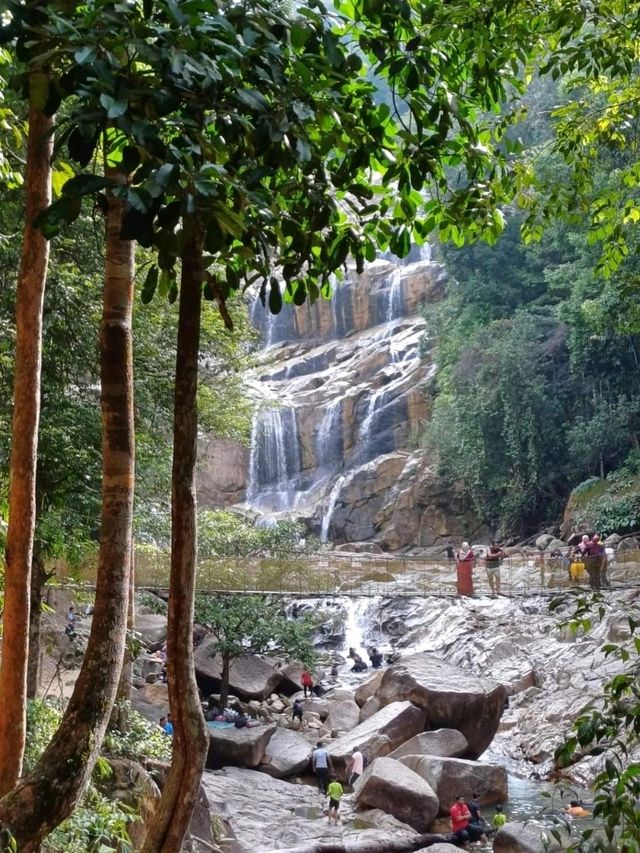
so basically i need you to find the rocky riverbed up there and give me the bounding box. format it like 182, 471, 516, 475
41, 584, 637, 851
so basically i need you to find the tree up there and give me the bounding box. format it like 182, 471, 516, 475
194, 595, 315, 710
0, 36, 54, 797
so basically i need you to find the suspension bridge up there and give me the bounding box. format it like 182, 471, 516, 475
58, 547, 640, 598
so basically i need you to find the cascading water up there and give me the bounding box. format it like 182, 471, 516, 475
316, 398, 343, 470
320, 474, 347, 543
246, 406, 301, 511
386, 268, 404, 324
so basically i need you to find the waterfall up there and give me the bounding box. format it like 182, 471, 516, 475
358, 386, 388, 447
316, 399, 343, 470
246, 406, 301, 510
321, 475, 347, 543
386, 268, 404, 324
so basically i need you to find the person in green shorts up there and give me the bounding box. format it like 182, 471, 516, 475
327, 776, 344, 825
493, 805, 507, 828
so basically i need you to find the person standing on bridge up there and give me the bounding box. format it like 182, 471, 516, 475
484, 541, 505, 595
455, 542, 475, 596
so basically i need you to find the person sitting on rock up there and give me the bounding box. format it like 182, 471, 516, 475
450, 795, 487, 845
301, 666, 314, 698
369, 647, 383, 668
330, 661, 339, 678
468, 792, 488, 838
234, 711, 249, 729
351, 654, 368, 673
205, 696, 221, 721
65, 605, 77, 639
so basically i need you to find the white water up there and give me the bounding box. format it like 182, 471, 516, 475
386, 267, 404, 325
320, 475, 347, 543
316, 398, 342, 469
246, 406, 301, 511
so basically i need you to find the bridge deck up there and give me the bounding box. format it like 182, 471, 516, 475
59, 549, 640, 598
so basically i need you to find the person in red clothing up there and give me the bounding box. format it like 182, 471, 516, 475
455, 542, 475, 596
450, 795, 487, 844
450, 795, 471, 833
301, 666, 313, 698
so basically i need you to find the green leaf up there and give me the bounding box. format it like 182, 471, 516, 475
100, 94, 128, 119
141, 266, 158, 304
268, 278, 282, 315
62, 175, 113, 197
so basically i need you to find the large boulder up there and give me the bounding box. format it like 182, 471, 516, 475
493, 821, 563, 852
134, 613, 168, 651
389, 729, 469, 761
206, 723, 276, 769
194, 640, 283, 700
259, 727, 312, 778
376, 652, 506, 757
399, 755, 508, 813
359, 696, 381, 722
354, 756, 439, 832
130, 682, 169, 724
354, 670, 385, 707
327, 700, 426, 780
325, 699, 361, 734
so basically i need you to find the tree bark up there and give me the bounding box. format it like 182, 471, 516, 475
220, 653, 231, 711
26, 546, 47, 700
262, 834, 458, 853
0, 100, 52, 795
117, 541, 136, 704
0, 167, 135, 850
142, 213, 209, 852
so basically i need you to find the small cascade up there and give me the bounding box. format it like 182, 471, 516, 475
316, 398, 343, 470
321, 474, 347, 543
358, 386, 388, 447
386, 268, 404, 324
246, 406, 301, 511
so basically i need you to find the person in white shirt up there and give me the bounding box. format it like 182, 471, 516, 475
346, 748, 364, 786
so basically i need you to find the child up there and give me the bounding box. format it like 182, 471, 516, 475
493, 805, 507, 829
327, 776, 343, 825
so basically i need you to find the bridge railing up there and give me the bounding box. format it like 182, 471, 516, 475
58, 547, 640, 597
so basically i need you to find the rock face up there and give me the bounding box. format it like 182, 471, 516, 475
134, 613, 167, 651
354, 757, 439, 832
399, 755, 508, 813
327, 700, 426, 780
194, 641, 283, 699
198, 254, 484, 549
388, 729, 469, 760
376, 652, 506, 758
206, 723, 276, 769
130, 682, 169, 724
259, 727, 312, 778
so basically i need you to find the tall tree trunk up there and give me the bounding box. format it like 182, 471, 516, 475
220, 654, 231, 711
0, 100, 52, 795
112, 542, 135, 730
26, 545, 47, 700
142, 213, 208, 852
0, 167, 135, 850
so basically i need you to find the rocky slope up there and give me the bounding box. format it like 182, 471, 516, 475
198, 253, 486, 551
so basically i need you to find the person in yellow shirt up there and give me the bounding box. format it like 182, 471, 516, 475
493, 805, 507, 828
327, 776, 344, 825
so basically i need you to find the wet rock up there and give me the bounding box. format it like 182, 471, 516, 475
194, 640, 283, 699
206, 722, 276, 769
354, 756, 439, 832
259, 727, 312, 778
388, 729, 469, 760
399, 755, 508, 813
327, 700, 426, 780
417, 845, 461, 853
493, 820, 563, 852
324, 699, 361, 733
376, 652, 506, 757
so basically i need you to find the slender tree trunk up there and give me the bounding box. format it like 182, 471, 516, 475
26, 546, 47, 699
220, 654, 231, 711
0, 167, 135, 850
0, 100, 52, 795
142, 213, 208, 852
117, 541, 136, 704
